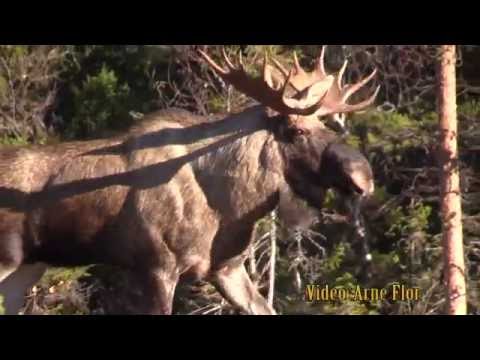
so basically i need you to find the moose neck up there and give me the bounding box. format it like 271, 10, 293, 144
191, 107, 288, 225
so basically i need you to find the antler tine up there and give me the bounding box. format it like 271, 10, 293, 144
293, 51, 305, 75
221, 47, 236, 70
339, 85, 381, 113
198, 49, 228, 75
263, 53, 269, 81
270, 57, 289, 78
316, 46, 327, 77
270, 56, 303, 93
264, 48, 331, 94
263, 53, 276, 89
238, 50, 246, 71
342, 68, 378, 101
312, 59, 379, 117
283, 48, 334, 94
337, 60, 348, 90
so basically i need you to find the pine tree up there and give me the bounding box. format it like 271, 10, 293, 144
437, 45, 467, 315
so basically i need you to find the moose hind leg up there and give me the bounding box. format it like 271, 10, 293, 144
0, 263, 47, 315
211, 264, 276, 315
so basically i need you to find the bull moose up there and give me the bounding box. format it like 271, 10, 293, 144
0, 46, 378, 315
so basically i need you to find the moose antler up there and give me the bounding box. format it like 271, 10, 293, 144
270, 47, 329, 93
198, 48, 334, 116
317, 59, 380, 116
270, 46, 380, 117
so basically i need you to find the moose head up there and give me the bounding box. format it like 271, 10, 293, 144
199, 46, 378, 225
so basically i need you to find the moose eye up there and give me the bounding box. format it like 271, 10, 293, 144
294, 128, 305, 136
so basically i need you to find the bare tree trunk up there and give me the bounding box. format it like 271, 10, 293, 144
248, 244, 257, 281
437, 45, 467, 315
267, 211, 277, 307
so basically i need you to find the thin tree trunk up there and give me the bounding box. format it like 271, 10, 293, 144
267, 211, 277, 307
248, 244, 257, 280
437, 45, 467, 315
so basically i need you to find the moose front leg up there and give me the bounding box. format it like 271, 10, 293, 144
211, 264, 276, 315
137, 268, 179, 315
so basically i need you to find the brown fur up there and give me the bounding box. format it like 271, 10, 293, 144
0, 106, 373, 315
